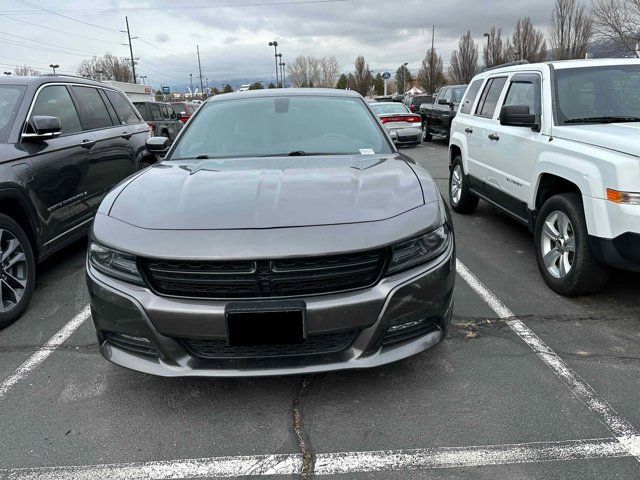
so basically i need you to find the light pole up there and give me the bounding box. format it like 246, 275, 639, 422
277, 53, 282, 87
189, 73, 194, 99
139, 75, 147, 85
280, 62, 286, 87
483, 32, 491, 67
402, 62, 408, 94
269, 41, 279, 87
49, 64, 59, 74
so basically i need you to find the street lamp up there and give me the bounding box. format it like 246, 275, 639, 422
189, 73, 194, 99
402, 62, 408, 94
139, 75, 147, 85
268, 41, 279, 87
280, 62, 286, 87
49, 64, 59, 74
483, 32, 492, 67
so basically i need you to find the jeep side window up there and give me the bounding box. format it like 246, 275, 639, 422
150, 104, 163, 121
503, 74, 541, 116
105, 90, 140, 125
460, 79, 483, 114
30, 85, 82, 135
475, 77, 508, 118
71, 86, 113, 131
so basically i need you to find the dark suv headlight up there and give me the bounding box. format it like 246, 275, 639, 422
387, 225, 450, 275
88, 242, 144, 285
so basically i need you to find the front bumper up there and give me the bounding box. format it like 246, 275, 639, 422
86, 241, 455, 377
590, 232, 640, 272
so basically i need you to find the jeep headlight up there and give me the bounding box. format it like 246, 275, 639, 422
88, 242, 144, 285
387, 225, 450, 275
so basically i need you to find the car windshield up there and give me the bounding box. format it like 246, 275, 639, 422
370, 103, 410, 115
0, 85, 25, 142
452, 87, 466, 103
169, 95, 393, 159
555, 65, 640, 124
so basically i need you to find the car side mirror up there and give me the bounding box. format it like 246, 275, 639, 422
437, 98, 449, 105
23, 116, 62, 141
500, 105, 539, 130
146, 136, 170, 154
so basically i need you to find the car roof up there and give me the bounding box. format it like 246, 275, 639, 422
370, 102, 406, 107
206, 87, 362, 103
476, 58, 640, 79
0, 74, 112, 89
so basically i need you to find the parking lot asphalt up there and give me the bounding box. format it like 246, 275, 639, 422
0, 141, 638, 479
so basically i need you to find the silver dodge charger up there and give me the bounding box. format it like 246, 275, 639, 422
86, 88, 455, 377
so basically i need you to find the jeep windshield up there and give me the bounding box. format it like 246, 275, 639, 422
168, 95, 393, 160
555, 65, 640, 125
0, 85, 25, 143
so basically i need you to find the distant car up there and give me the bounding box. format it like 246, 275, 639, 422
369, 102, 422, 146
391, 93, 405, 103
404, 94, 434, 113
374, 96, 393, 102
0, 75, 152, 327
170, 102, 197, 124
133, 101, 183, 140
421, 85, 467, 141
238, 84, 251, 92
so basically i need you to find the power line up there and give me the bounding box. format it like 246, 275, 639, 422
11, 0, 121, 32
0, 31, 98, 56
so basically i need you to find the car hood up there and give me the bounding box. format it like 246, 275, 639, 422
108, 154, 424, 230
553, 123, 640, 157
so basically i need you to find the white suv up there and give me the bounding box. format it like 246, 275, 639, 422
449, 59, 640, 296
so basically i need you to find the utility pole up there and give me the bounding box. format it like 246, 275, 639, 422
123, 16, 138, 84
197, 45, 204, 99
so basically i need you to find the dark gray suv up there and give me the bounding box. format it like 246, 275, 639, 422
86, 89, 455, 377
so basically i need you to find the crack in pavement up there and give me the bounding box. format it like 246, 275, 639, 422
293, 376, 314, 479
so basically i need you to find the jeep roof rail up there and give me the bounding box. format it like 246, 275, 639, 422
484, 60, 530, 72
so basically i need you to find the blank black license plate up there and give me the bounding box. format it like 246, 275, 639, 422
227, 307, 304, 347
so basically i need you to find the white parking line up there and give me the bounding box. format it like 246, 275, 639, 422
456, 260, 640, 461
0, 437, 633, 479
0, 305, 91, 403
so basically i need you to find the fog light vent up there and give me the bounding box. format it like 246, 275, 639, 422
382, 318, 440, 346
104, 332, 159, 357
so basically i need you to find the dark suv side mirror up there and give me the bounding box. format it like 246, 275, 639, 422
437, 98, 449, 105
500, 105, 538, 129
23, 116, 62, 141
146, 136, 170, 153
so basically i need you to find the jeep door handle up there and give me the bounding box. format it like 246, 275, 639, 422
488, 133, 500, 141
80, 139, 95, 149
464, 128, 473, 134
121, 131, 132, 140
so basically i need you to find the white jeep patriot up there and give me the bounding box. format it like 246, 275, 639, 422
449, 59, 640, 296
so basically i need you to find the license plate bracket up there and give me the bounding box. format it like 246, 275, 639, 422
226, 301, 305, 347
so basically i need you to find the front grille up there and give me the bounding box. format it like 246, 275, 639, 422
141, 250, 386, 299
182, 331, 357, 359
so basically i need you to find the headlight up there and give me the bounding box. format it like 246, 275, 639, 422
607, 189, 640, 205
88, 242, 144, 285
387, 225, 450, 275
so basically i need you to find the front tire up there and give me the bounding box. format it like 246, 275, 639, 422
534, 193, 609, 296
449, 156, 478, 214
422, 122, 432, 142
0, 214, 36, 328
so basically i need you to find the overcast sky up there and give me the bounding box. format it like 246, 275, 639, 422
0, 0, 558, 89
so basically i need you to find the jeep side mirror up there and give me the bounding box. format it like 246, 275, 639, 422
22, 116, 62, 141
500, 105, 538, 130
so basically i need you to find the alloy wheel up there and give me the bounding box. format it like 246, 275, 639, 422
451, 165, 463, 205
540, 211, 575, 279
0, 228, 28, 313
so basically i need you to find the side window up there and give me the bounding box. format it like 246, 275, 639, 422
460, 79, 483, 114
503, 74, 541, 115
161, 105, 170, 119
169, 106, 177, 119
150, 104, 163, 121
105, 90, 140, 125
475, 77, 508, 118
71, 86, 113, 130
441, 88, 452, 103
30, 85, 81, 135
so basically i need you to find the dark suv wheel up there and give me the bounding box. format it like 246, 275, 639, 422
534, 193, 610, 296
449, 156, 479, 214
0, 214, 36, 328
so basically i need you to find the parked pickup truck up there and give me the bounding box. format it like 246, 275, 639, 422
421, 84, 467, 141
449, 58, 640, 296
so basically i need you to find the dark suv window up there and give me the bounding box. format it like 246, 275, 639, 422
72, 86, 113, 130
460, 80, 483, 114
150, 104, 163, 121
31, 85, 82, 135
0, 85, 25, 142
105, 90, 139, 125
475, 77, 507, 118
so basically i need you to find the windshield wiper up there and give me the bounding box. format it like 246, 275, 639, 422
260, 151, 333, 157
564, 116, 640, 124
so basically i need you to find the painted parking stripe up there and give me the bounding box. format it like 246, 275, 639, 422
0, 437, 634, 479
0, 305, 91, 403
456, 260, 640, 461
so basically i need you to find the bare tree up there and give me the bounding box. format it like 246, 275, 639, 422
448, 31, 479, 84
418, 48, 445, 93
348, 55, 372, 96
482, 27, 508, 68
287, 56, 313, 87
77, 52, 132, 82
508, 17, 548, 62
14, 65, 40, 76
592, 0, 640, 57
319, 56, 340, 87
286, 55, 339, 87
550, 0, 593, 59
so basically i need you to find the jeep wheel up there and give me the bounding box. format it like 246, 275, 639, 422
422, 122, 432, 142
0, 214, 36, 328
449, 156, 478, 214
534, 193, 609, 296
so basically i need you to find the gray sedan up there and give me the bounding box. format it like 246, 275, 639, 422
86, 88, 455, 377
369, 101, 423, 146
